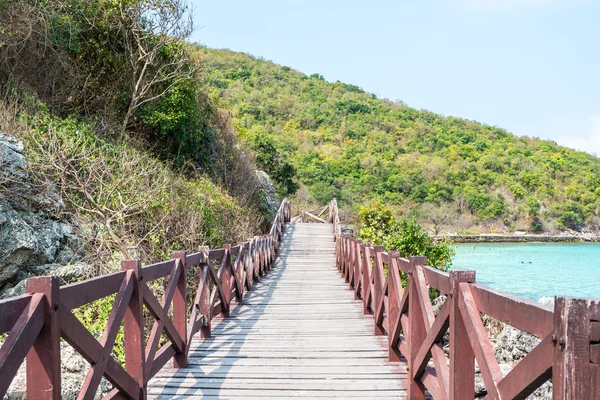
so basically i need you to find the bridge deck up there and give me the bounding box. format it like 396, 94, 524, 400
148, 222, 407, 398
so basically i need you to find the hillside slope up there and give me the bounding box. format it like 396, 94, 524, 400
199, 47, 600, 234
0, 1, 271, 291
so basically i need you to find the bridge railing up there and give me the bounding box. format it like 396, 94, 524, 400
0, 199, 290, 399
329, 198, 600, 400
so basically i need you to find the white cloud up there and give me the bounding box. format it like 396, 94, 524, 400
557, 116, 600, 157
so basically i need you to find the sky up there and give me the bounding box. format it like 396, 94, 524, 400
191, 0, 600, 155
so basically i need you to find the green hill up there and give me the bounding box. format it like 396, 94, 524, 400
199, 47, 600, 234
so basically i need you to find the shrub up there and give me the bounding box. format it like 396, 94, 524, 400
358, 201, 454, 271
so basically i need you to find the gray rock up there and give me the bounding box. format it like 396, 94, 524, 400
494, 325, 540, 364
254, 170, 279, 218
0, 134, 80, 288
0, 198, 79, 286
0, 132, 30, 198
431, 294, 447, 315
538, 296, 555, 308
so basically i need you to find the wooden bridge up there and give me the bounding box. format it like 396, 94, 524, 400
0, 199, 599, 399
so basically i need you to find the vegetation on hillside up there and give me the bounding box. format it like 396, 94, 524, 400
200, 48, 600, 234
0, 1, 269, 274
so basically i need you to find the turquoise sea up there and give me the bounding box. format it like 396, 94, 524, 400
451, 243, 600, 302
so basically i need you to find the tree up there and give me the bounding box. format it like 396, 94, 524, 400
250, 132, 298, 195
358, 201, 454, 271
420, 202, 458, 236
119, 0, 194, 134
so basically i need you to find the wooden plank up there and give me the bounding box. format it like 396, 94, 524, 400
148, 388, 406, 397
59, 271, 126, 310
148, 222, 408, 399
0, 294, 32, 334
469, 283, 553, 338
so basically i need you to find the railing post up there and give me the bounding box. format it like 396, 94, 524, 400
387, 251, 401, 362
553, 297, 600, 400
172, 250, 188, 368
362, 245, 373, 315
373, 245, 385, 336
449, 270, 476, 400
26, 276, 61, 399
221, 244, 232, 318
348, 239, 356, 288
353, 241, 362, 300
338, 236, 344, 274
199, 247, 211, 339
253, 236, 262, 276
338, 236, 345, 274
408, 255, 428, 400
121, 260, 145, 399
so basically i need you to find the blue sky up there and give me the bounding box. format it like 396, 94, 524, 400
191, 0, 600, 154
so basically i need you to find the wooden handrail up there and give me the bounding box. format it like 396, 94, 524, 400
329, 197, 600, 399
0, 199, 291, 399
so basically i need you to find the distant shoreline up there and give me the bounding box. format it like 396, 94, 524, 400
441, 234, 600, 243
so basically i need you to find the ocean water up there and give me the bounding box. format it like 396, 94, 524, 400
451, 243, 600, 301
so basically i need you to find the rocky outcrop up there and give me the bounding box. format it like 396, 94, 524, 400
0, 133, 81, 294
446, 233, 599, 243
254, 170, 279, 218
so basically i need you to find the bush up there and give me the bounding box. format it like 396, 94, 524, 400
6, 99, 262, 272
358, 201, 454, 271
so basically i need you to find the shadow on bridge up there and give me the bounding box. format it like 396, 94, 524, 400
148, 226, 297, 398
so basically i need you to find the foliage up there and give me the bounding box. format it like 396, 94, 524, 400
0, 0, 204, 158
358, 201, 454, 271
73, 295, 125, 364
200, 48, 600, 233
2, 97, 262, 272
249, 132, 298, 195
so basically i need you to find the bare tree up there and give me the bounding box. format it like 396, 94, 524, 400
119, 0, 195, 134
421, 202, 459, 236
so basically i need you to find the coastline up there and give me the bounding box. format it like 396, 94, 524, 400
440, 233, 600, 243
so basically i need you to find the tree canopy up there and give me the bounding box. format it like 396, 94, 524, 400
199, 47, 600, 233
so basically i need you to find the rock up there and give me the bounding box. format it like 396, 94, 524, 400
0, 279, 26, 298
538, 296, 555, 308
0, 198, 80, 286
0, 132, 30, 200
481, 314, 505, 339
254, 170, 279, 218
494, 325, 540, 364
0, 134, 80, 288
431, 294, 447, 315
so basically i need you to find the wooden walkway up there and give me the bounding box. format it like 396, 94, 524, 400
148, 222, 407, 398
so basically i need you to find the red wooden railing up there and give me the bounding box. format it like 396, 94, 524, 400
329, 198, 600, 400
0, 199, 290, 399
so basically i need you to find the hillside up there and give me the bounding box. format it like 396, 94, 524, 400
199, 47, 600, 234
0, 1, 271, 292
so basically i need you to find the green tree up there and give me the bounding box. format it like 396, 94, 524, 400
358, 201, 454, 271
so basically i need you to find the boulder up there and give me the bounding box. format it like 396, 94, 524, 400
0, 198, 79, 287
0, 133, 80, 289
254, 170, 280, 218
